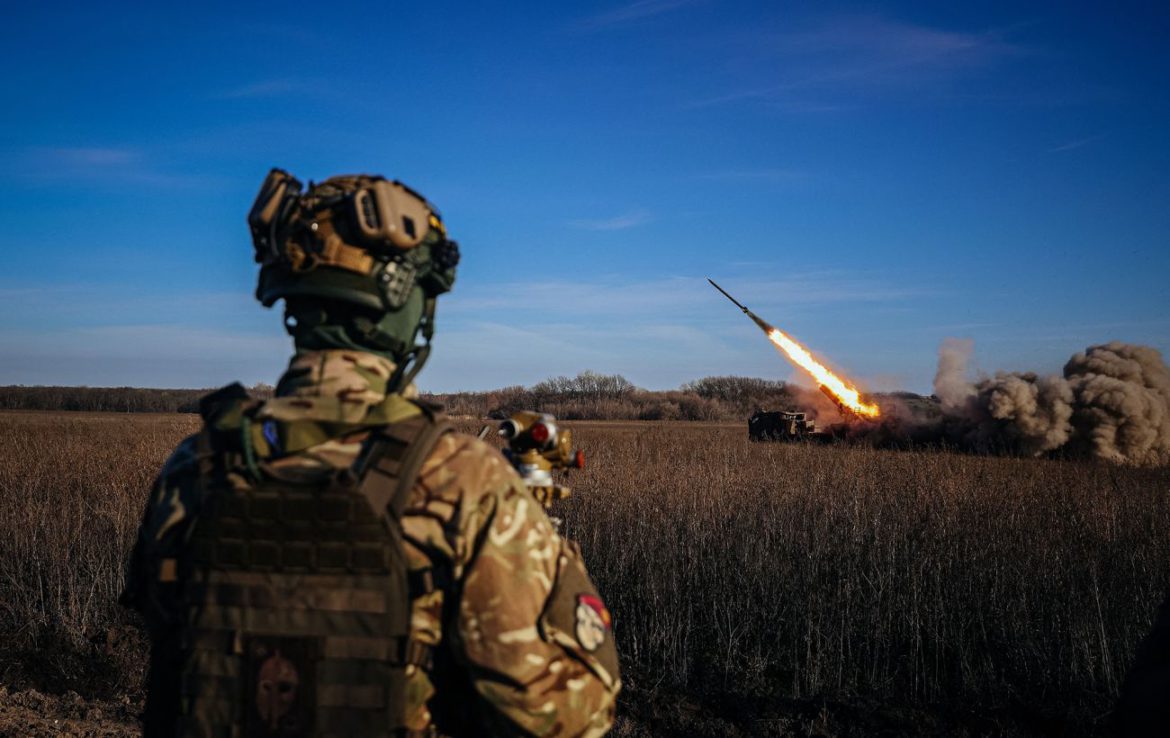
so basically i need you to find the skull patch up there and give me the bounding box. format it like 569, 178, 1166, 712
574, 594, 612, 652
256, 651, 299, 729
244, 637, 315, 737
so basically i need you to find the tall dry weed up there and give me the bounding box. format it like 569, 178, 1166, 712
0, 412, 197, 692
558, 423, 1170, 727
0, 412, 1166, 733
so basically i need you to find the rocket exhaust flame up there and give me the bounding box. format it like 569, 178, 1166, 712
709, 279, 881, 420
768, 328, 881, 418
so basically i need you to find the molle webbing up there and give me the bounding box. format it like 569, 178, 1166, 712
179, 405, 451, 738
354, 406, 452, 520
186, 482, 395, 573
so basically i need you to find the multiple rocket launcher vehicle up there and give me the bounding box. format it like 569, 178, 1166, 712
503, 279, 876, 499
708, 278, 878, 442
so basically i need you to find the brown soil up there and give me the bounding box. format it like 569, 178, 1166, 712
0, 685, 139, 738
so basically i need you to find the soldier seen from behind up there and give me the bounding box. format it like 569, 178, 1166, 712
121, 170, 620, 737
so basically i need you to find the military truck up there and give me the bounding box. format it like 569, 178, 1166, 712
748, 410, 817, 441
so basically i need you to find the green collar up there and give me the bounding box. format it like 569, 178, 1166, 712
202, 350, 423, 465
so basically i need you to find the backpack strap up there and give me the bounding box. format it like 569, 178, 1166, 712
353, 403, 454, 521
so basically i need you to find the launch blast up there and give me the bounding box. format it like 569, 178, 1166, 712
707, 277, 882, 419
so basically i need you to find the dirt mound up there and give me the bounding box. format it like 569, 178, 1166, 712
0, 686, 140, 738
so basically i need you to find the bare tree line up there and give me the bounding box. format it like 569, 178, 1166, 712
428, 372, 800, 421
0, 374, 800, 421
0, 384, 277, 414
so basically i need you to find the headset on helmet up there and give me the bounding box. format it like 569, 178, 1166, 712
248, 168, 459, 389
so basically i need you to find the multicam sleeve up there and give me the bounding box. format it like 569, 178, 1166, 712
122, 434, 201, 623
449, 453, 620, 737
121, 434, 203, 738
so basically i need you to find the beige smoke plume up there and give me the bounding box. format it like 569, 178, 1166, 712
1065, 343, 1170, 465
933, 337, 975, 412
932, 341, 1170, 465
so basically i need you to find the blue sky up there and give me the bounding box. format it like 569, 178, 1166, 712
1, 1, 1167, 393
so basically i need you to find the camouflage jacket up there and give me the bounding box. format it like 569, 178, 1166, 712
122, 350, 620, 737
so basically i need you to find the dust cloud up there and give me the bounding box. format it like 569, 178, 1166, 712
931, 341, 1170, 465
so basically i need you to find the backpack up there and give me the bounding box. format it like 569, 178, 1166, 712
174, 385, 451, 738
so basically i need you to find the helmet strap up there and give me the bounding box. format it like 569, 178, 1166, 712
388, 296, 436, 392
283, 298, 436, 393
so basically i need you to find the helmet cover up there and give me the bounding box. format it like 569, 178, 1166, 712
248, 169, 460, 382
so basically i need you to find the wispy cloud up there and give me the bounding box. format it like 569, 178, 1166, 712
4, 145, 215, 187
445, 273, 918, 319
0, 282, 286, 387
569, 209, 653, 231
49, 147, 139, 167
0, 275, 925, 391
429, 273, 921, 391
79, 324, 287, 357
690, 15, 1024, 110
0, 283, 262, 328
578, 0, 697, 30
1047, 133, 1106, 153
0, 324, 288, 388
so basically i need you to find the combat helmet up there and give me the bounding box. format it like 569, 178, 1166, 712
248, 169, 459, 390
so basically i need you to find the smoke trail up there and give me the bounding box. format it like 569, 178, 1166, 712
930, 341, 1170, 465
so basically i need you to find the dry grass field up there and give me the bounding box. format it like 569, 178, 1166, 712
1, 410, 1168, 736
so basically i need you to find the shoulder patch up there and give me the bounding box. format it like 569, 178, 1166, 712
574, 594, 612, 652
262, 420, 281, 453
538, 545, 620, 689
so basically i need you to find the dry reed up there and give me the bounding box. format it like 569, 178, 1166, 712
0, 412, 1167, 735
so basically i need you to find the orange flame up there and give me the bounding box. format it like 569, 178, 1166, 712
767, 328, 881, 419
